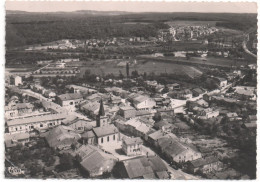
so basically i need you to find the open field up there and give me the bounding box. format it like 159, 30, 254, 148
77, 59, 203, 78
138, 55, 251, 68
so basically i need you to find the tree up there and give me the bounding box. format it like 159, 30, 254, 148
57, 153, 74, 172
126, 62, 129, 78
161, 85, 169, 94
153, 112, 162, 122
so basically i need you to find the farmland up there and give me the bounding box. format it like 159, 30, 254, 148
76, 59, 203, 78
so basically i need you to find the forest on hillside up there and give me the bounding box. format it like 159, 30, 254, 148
6, 12, 257, 48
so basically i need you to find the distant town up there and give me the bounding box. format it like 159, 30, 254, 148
5, 7, 257, 180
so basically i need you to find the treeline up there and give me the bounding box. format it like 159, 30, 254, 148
216, 21, 256, 31
6, 14, 169, 48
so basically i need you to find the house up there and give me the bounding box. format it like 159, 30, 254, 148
154, 97, 171, 108
248, 64, 257, 70
81, 101, 100, 119
196, 99, 209, 108
4, 132, 30, 148
5, 103, 34, 119
114, 156, 169, 179
132, 95, 156, 110
122, 137, 143, 156
124, 118, 155, 140
148, 130, 177, 147
241, 121, 256, 130
186, 156, 222, 174
234, 86, 256, 101
57, 93, 83, 108
153, 121, 175, 132
212, 77, 227, 88
92, 124, 120, 147
7, 113, 66, 134
119, 106, 136, 119
44, 125, 81, 150
81, 130, 96, 145
10, 76, 22, 86
75, 145, 116, 177
225, 112, 240, 121
197, 109, 219, 119
247, 115, 257, 123
157, 137, 201, 164
192, 88, 206, 97
68, 120, 94, 133
166, 83, 180, 91
168, 89, 192, 100
43, 90, 56, 99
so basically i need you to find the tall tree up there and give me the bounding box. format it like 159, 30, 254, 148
126, 62, 129, 78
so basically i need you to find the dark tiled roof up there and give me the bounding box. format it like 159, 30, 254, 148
122, 156, 168, 179
190, 156, 219, 168
123, 137, 143, 145
92, 125, 118, 138
58, 93, 83, 101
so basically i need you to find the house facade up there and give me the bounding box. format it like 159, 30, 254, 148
7, 113, 66, 134
122, 137, 143, 156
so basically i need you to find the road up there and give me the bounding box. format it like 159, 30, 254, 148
242, 39, 257, 58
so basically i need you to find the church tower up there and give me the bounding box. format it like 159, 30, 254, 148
96, 99, 108, 127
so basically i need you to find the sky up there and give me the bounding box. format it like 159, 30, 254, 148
5, 1, 257, 14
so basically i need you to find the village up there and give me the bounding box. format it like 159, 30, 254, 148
4, 55, 256, 179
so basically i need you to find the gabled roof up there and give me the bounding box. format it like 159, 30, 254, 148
123, 137, 143, 145
7, 113, 66, 126
189, 156, 219, 168
45, 125, 81, 148
121, 156, 168, 179
58, 93, 83, 101
5, 103, 34, 111
157, 137, 187, 157
92, 125, 118, 138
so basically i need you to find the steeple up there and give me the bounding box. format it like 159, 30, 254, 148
98, 99, 105, 116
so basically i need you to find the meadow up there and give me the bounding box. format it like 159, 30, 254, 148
78, 59, 203, 78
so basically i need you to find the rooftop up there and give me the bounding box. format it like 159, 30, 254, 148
58, 93, 83, 101
7, 113, 67, 126
92, 125, 119, 138
123, 137, 143, 146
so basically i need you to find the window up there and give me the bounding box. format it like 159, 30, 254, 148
49, 123, 52, 126
113, 135, 115, 140
40, 124, 43, 128
70, 102, 73, 105
179, 156, 181, 159
101, 138, 103, 143
107, 136, 109, 142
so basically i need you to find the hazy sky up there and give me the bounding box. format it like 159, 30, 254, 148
5, 1, 257, 14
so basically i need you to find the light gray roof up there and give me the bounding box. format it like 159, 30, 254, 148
7, 113, 66, 126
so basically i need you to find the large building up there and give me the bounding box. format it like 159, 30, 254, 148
57, 93, 83, 110
114, 156, 169, 179
7, 113, 66, 134
5, 103, 34, 119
